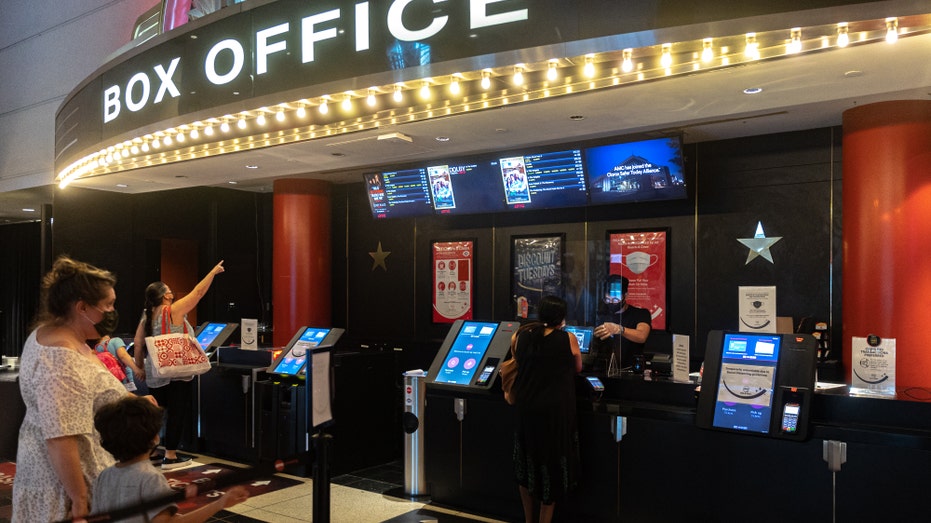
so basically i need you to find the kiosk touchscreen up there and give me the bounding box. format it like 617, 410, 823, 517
427, 320, 519, 390
195, 322, 238, 354
697, 331, 817, 440
268, 327, 345, 377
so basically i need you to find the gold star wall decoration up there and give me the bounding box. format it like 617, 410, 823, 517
737, 221, 782, 265
369, 241, 391, 271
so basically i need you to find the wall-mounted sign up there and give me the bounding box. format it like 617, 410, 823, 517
433, 240, 474, 323
511, 235, 563, 319
609, 230, 668, 330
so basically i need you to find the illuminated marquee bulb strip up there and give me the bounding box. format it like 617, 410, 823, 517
58, 15, 931, 185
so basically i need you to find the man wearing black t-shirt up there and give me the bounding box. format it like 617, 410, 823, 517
593, 275, 652, 370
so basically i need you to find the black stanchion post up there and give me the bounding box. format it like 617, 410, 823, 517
312, 430, 332, 523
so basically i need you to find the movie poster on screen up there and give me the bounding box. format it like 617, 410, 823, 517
850, 335, 896, 397
609, 230, 667, 330
433, 241, 473, 323
511, 235, 563, 319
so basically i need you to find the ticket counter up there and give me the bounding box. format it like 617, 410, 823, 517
425, 374, 931, 522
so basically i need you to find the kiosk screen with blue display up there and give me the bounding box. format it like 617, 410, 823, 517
434, 321, 500, 386
196, 323, 228, 349
711, 333, 782, 434
271, 327, 332, 376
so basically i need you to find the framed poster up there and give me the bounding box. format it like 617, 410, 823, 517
608, 229, 668, 330
432, 240, 474, 323
511, 234, 564, 319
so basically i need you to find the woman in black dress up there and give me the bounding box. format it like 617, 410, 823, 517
511, 295, 583, 523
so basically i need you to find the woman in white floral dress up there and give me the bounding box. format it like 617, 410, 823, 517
12, 257, 128, 522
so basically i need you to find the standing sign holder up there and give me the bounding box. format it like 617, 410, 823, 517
308, 345, 335, 523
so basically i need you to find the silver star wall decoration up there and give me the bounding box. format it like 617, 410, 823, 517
737, 221, 782, 265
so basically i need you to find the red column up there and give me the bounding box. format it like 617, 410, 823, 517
272, 179, 332, 347
842, 100, 931, 388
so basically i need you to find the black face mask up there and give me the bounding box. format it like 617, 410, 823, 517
94, 309, 120, 337
606, 302, 622, 314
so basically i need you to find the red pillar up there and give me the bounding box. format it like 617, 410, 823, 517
272, 179, 332, 347
842, 100, 931, 388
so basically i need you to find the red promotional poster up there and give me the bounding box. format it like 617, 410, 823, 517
433, 241, 474, 323
609, 230, 667, 330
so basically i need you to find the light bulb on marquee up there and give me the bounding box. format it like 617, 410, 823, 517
621, 49, 633, 73
836, 23, 850, 47
701, 39, 714, 62
886, 17, 898, 43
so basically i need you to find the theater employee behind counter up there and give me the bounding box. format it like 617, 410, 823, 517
593, 275, 652, 370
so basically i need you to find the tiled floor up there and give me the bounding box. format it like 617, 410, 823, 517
201, 457, 511, 523
1, 456, 510, 523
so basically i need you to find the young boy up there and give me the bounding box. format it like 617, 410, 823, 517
92, 395, 249, 522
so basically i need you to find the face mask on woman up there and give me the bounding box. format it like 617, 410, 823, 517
87, 306, 119, 337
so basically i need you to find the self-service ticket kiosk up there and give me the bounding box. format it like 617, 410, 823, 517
257, 326, 344, 470
194, 322, 238, 358
697, 331, 818, 440
426, 320, 519, 391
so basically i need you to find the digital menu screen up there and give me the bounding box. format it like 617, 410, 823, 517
500, 149, 587, 210
271, 327, 331, 376
364, 169, 433, 219
586, 136, 687, 205
434, 321, 499, 386
711, 333, 782, 434
431, 161, 506, 215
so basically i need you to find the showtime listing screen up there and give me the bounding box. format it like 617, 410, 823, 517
436, 321, 499, 386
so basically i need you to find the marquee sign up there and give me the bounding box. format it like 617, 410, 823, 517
54, 0, 873, 172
